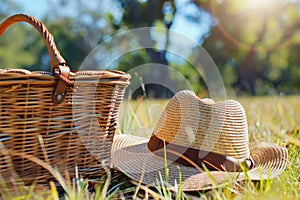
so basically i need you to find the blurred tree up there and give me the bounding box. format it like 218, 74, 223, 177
198, 0, 300, 95
117, 0, 176, 98
37, 0, 119, 70
117, 0, 213, 97
0, 0, 212, 97
2, 0, 300, 95
0, 0, 120, 71
0, 25, 38, 69
39, 17, 90, 70
0, 1, 39, 69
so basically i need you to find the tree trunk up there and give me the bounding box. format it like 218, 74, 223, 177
234, 50, 257, 95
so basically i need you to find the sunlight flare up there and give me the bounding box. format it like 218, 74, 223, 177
246, 0, 274, 9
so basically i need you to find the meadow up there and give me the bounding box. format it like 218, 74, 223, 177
0, 95, 299, 199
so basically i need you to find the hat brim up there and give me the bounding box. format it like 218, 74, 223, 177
111, 134, 288, 191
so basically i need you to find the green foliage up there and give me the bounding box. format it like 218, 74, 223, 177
201, 0, 300, 95
116, 49, 150, 72
43, 18, 91, 71
171, 60, 206, 95
0, 24, 37, 69
1, 0, 300, 94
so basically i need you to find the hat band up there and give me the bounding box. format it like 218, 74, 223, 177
147, 134, 254, 172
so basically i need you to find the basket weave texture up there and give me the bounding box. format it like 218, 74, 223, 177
0, 14, 130, 184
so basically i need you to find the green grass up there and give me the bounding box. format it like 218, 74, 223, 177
1, 95, 299, 199
119, 95, 300, 199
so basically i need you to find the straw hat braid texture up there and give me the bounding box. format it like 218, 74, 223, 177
153, 90, 250, 159
111, 90, 288, 191
249, 143, 289, 179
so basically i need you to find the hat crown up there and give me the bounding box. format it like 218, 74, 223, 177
153, 90, 250, 159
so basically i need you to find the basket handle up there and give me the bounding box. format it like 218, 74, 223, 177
0, 14, 73, 104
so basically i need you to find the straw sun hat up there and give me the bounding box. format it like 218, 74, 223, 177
111, 90, 288, 191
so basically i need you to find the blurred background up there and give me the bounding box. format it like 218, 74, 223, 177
1, 0, 300, 97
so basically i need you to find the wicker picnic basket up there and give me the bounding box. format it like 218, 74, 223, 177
0, 14, 130, 184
